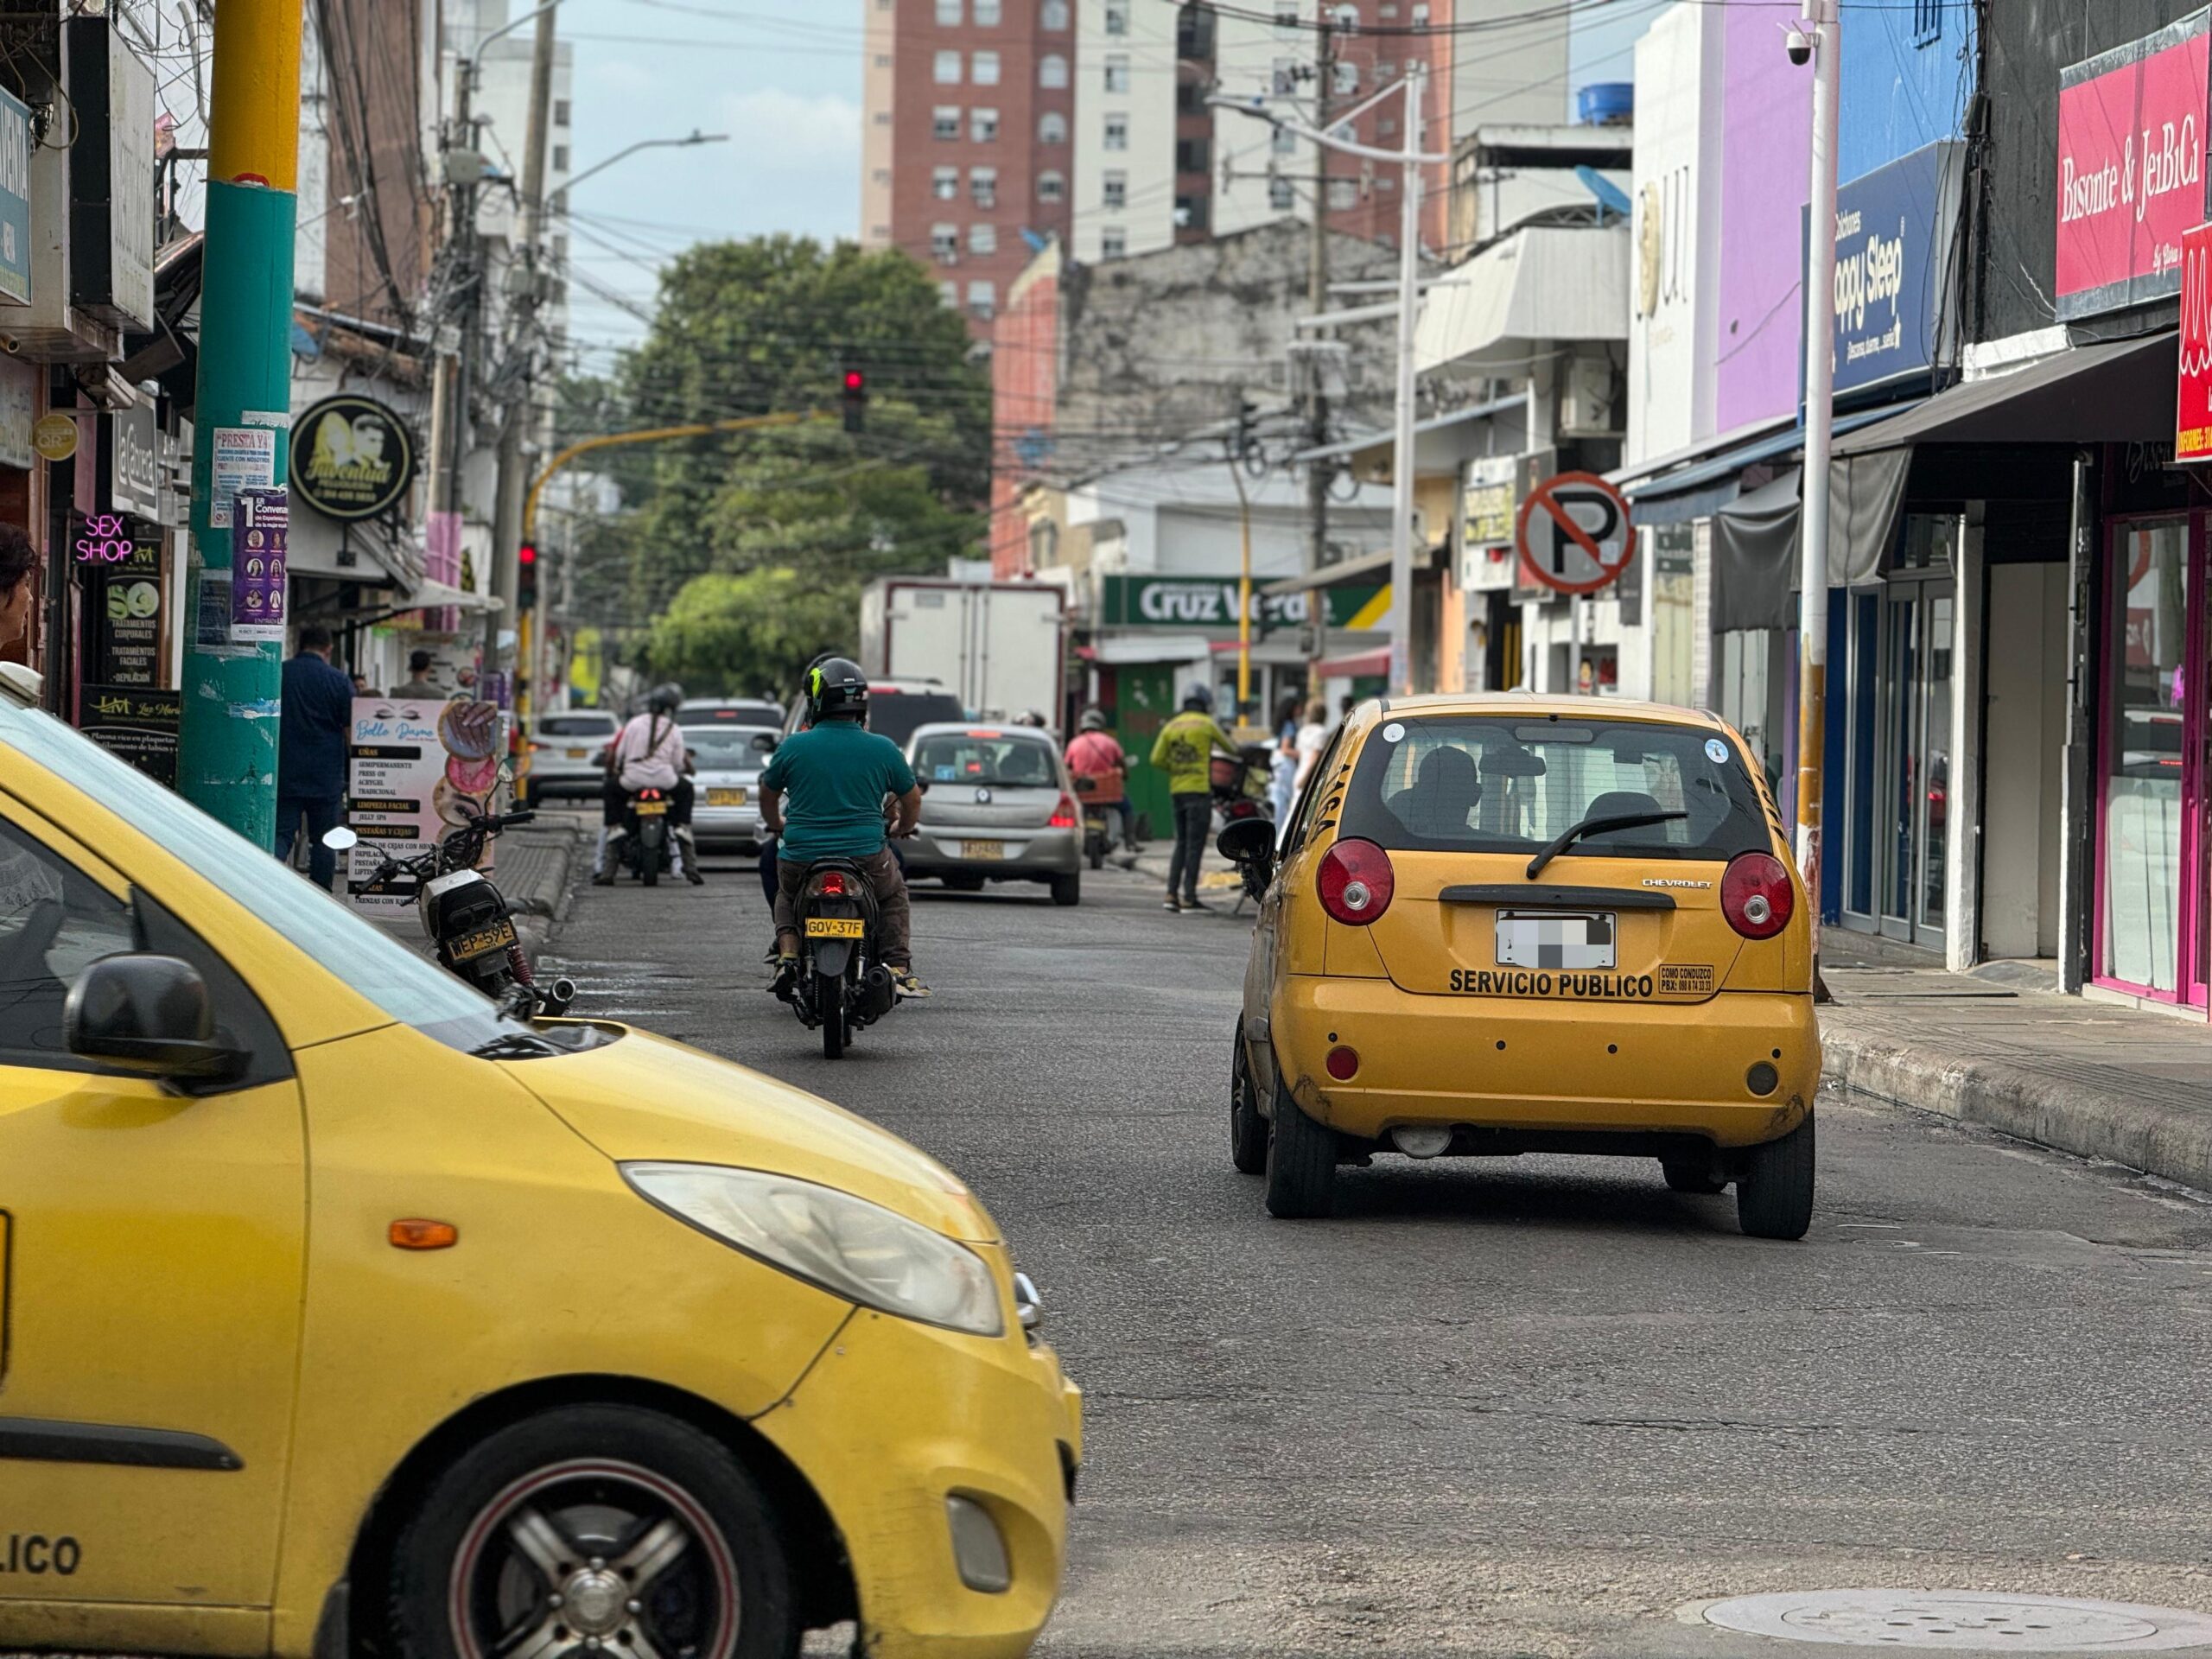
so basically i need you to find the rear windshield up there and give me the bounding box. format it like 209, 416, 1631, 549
869, 692, 966, 747
1339, 715, 1772, 864
539, 714, 615, 737
685, 726, 777, 767
913, 733, 1059, 788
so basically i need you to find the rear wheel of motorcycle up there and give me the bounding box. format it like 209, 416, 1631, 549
1088, 842, 1104, 871
820, 973, 845, 1059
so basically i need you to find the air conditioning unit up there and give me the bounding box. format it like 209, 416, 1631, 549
1558, 354, 1618, 438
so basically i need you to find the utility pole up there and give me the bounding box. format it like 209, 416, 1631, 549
490, 0, 559, 721
1793, 0, 1840, 898
1305, 17, 1332, 575
178, 0, 303, 842
1384, 64, 1424, 695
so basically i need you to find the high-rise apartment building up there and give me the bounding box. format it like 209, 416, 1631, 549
861, 0, 1077, 331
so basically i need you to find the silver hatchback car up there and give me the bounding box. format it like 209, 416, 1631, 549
683, 721, 779, 849
529, 709, 620, 800
903, 721, 1083, 906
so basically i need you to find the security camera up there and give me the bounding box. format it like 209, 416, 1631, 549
1784, 26, 1813, 66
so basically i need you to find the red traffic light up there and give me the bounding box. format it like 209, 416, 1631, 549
842, 370, 865, 391
518, 543, 537, 565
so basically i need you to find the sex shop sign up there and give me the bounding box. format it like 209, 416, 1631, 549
2056, 12, 2211, 321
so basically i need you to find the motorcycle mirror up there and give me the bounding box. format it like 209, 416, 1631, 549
321, 825, 359, 852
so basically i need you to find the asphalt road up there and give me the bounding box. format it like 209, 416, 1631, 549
550, 842, 2212, 1659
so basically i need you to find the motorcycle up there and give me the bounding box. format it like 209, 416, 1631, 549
776, 857, 899, 1059
613, 785, 676, 886
1071, 773, 1126, 871
1211, 746, 1276, 910
324, 809, 576, 1018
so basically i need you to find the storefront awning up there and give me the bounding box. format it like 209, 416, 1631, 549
1626, 405, 1916, 527
1712, 468, 1802, 633
1314, 646, 1390, 677
1832, 328, 2177, 454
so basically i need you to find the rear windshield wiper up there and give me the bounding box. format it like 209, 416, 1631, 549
1524, 810, 1688, 880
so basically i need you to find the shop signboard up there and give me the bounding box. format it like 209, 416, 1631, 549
0, 86, 29, 305
79, 684, 177, 788
2178, 221, 2212, 463
1096, 575, 1387, 631
2055, 11, 2211, 321
291, 394, 416, 521
65, 17, 155, 329
106, 403, 160, 518
1465, 450, 1553, 593
344, 696, 501, 915
74, 519, 162, 685
1815, 142, 1963, 398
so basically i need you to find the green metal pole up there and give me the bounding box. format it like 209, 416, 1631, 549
177, 0, 302, 842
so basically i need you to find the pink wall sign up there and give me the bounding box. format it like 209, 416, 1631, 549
2056, 16, 2209, 321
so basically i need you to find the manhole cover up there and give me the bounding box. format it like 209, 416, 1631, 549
1701, 1592, 2212, 1651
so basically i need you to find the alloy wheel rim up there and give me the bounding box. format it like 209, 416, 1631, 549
448, 1458, 740, 1659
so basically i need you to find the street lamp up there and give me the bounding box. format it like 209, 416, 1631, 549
552, 130, 731, 208
1216, 67, 1445, 696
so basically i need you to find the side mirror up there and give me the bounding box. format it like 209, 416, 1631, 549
1217, 815, 1276, 870
65, 956, 244, 1080
752, 731, 778, 753
321, 824, 359, 852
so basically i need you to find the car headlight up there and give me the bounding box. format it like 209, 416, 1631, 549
621, 1162, 1005, 1338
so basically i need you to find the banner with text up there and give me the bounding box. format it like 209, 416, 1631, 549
1096, 574, 1387, 632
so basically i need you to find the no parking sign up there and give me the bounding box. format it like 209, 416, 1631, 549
1516, 472, 1634, 596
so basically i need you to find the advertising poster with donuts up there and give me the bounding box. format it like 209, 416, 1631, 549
343, 695, 504, 913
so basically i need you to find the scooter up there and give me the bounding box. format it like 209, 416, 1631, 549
324, 810, 575, 1018
613, 786, 676, 886
776, 857, 900, 1058
1072, 774, 1126, 870
1211, 747, 1276, 911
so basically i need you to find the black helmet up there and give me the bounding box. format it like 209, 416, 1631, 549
648, 682, 683, 715
1181, 683, 1214, 713
806, 657, 869, 722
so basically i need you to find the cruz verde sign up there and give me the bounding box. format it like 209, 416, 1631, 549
1098, 575, 1387, 631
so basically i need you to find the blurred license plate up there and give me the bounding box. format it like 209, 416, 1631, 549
452, 918, 518, 961
707, 788, 747, 806
963, 840, 1006, 860
805, 917, 865, 938
634, 800, 669, 817
564, 747, 588, 760
1496, 910, 1614, 969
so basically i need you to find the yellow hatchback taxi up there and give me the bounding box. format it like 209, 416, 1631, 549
1219, 695, 1819, 1238
0, 703, 1079, 1659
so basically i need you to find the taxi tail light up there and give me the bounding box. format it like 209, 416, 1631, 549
1720, 851, 1794, 940
1049, 792, 1078, 829
1317, 836, 1394, 925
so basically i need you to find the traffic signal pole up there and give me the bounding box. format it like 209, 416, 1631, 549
178, 0, 303, 842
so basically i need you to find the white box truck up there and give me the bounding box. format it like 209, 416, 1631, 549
858, 578, 1067, 726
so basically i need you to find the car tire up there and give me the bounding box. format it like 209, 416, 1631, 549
1661, 1160, 1727, 1195
1049, 873, 1081, 906
1264, 1073, 1336, 1219
388, 1403, 796, 1659
1230, 1023, 1267, 1175
1735, 1111, 1815, 1240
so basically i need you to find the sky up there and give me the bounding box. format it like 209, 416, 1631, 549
554, 0, 1660, 367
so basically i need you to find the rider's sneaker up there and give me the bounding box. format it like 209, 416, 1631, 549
768, 952, 799, 997
591, 869, 614, 887
890, 967, 932, 999
1180, 894, 1210, 913
1162, 894, 1183, 912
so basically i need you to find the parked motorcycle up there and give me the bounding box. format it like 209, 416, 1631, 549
775, 858, 899, 1058
1211, 746, 1275, 909
323, 810, 575, 1019
613, 786, 676, 886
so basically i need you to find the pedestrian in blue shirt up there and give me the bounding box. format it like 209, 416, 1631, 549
276, 623, 356, 889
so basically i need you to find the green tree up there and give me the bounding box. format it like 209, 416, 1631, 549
639, 568, 861, 698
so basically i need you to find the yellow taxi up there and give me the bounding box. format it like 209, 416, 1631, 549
1217, 694, 1819, 1237
0, 702, 1078, 1658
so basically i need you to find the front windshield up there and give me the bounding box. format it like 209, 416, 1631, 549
0, 703, 504, 1039
912, 733, 1059, 788
685, 727, 778, 769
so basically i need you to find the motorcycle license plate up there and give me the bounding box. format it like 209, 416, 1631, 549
963, 841, 1006, 860
805, 917, 866, 938
634, 800, 669, 817
707, 787, 747, 806
452, 918, 518, 962
564, 747, 588, 760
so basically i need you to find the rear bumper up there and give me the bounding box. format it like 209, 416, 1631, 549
693, 805, 764, 847
906, 827, 1081, 880
1269, 973, 1820, 1148
529, 761, 604, 798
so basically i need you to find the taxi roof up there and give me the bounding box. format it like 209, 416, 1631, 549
1346, 692, 1726, 728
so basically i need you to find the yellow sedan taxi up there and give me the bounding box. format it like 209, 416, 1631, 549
0, 702, 1078, 1659
1218, 694, 1819, 1238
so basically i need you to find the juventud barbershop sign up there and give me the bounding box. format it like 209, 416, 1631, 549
2056, 12, 2211, 320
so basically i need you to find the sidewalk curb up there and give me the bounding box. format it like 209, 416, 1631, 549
1821, 1024, 2212, 1192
